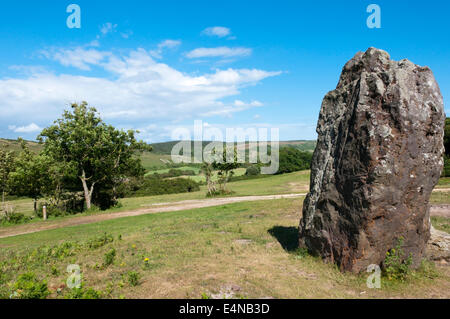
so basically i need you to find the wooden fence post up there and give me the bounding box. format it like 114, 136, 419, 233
43, 205, 47, 221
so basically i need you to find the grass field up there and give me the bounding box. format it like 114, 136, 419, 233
3, 170, 447, 217
1, 197, 449, 299
1, 170, 449, 299
1, 170, 310, 218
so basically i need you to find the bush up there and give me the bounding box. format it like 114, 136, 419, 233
383, 237, 413, 282
65, 285, 102, 299
130, 176, 200, 197
0, 208, 31, 225
36, 192, 85, 218
12, 273, 50, 299
86, 233, 114, 249
37, 203, 66, 218
156, 168, 196, 178
103, 248, 116, 267
245, 165, 260, 176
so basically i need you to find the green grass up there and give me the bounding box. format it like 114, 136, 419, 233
4, 170, 448, 220
437, 177, 450, 188
139, 152, 173, 171
1, 197, 448, 299
430, 191, 450, 204
144, 166, 201, 177
183, 167, 247, 183
432, 216, 450, 233
2, 170, 310, 219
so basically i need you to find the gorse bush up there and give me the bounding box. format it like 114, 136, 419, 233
12, 273, 50, 299
130, 176, 199, 197
383, 237, 413, 282
103, 248, 116, 267
154, 168, 196, 178
65, 284, 102, 299
245, 165, 260, 176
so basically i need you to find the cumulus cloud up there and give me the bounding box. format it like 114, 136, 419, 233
41, 47, 111, 71
0, 46, 281, 131
201, 100, 263, 117
202, 26, 231, 38
186, 47, 252, 59
8, 123, 42, 133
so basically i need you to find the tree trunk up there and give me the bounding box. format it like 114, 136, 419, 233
33, 199, 37, 214
80, 170, 95, 210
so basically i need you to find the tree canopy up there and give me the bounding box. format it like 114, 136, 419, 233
38, 102, 149, 209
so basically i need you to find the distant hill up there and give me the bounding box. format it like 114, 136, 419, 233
150, 140, 317, 155
0, 138, 317, 171
0, 138, 43, 154
0, 138, 317, 155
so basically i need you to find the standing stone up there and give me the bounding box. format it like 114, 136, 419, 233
299, 47, 445, 273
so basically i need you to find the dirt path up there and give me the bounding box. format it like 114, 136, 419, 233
0, 194, 305, 239
1, 190, 449, 240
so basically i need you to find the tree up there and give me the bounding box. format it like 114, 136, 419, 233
276, 147, 312, 175
212, 146, 240, 194
9, 140, 52, 213
201, 162, 217, 197
38, 102, 148, 210
0, 145, 15, 206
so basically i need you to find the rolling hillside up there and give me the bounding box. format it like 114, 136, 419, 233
0, 138, 317, 171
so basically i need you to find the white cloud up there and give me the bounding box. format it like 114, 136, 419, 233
201, 100, 264, 117
150, 40, 182, 59
42, 47, 110, 71
202, 26, 231, 38
186, 47, 252, 59
100, 23, 117, 35
8, 123, 42, 133
0, 46, 281, 129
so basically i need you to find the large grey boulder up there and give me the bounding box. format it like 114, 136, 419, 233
299, 47, 446, 273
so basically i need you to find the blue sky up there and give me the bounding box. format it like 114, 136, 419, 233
0, 0, 449, 142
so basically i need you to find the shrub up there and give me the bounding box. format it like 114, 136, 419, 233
65, 284, 102, 299
127, 271, 140, 287
37, 203, 66, 218
86, 233, 114, 249
245, 165, 260, 176
12, 273, 50, 299
36, 192, 85, 218
130, 176, 200, 197
156, 168, 196, 178
383, 237, 413, 282
0, 211, 31, 225
103, 248, 116, 266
